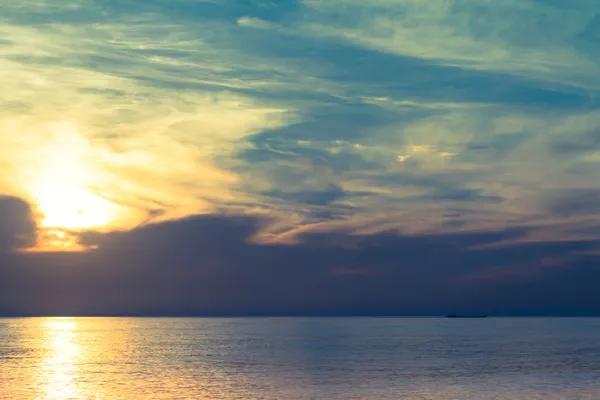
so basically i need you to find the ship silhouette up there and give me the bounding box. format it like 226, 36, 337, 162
446, 312, 487, 318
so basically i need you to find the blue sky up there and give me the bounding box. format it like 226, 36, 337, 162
1, 0, 600, 314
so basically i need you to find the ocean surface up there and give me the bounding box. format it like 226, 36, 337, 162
1, 318, 600, 399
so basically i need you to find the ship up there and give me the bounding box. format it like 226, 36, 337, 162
446, 312, 487, 318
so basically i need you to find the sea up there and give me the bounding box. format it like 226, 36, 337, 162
1, 317, 600, 399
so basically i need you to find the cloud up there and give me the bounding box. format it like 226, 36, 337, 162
1, 213, 600, 315
552, 128, 600, 155
549, 189, 600, 218
0, 196, 36, 251
299, 0, 600, 89
237, 16, 274, 29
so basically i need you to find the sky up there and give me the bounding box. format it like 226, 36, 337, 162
1, 0, 600, 316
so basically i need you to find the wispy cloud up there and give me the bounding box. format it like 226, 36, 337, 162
1, 0, 600, 254
299, 0, 600, 89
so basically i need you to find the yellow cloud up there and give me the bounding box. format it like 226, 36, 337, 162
0, 21, 294, 250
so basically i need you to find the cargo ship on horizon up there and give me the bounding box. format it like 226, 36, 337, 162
446, 312, 487, 318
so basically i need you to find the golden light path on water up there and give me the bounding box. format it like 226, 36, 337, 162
38, 319, 85, 400
19, 318, 295, 399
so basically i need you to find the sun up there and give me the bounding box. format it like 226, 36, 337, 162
27, 122, 122, 240
35, 183, 117, 230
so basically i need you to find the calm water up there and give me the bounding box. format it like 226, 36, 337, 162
1, 318, 600, 399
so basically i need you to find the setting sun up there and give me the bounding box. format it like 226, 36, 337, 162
25, 122, 123, 248
35, 183, 117, 230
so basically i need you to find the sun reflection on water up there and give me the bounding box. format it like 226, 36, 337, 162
38, 318, 84, 400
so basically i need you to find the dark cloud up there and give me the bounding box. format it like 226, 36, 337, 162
237, 156, 373, 210
549, 189, 600, 218
575, 13, 600, 57
239, 102, 402, 148
359, 170, 504, 205
462, 133, 532, 161
0, 196, 36, 251
412, 187, 504, 204
263, 186, 346, 207
552, 129, 600, 155
1, 213, 599, 316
